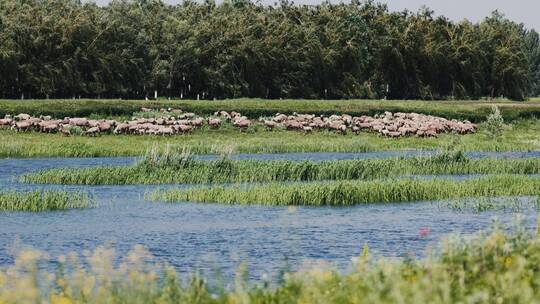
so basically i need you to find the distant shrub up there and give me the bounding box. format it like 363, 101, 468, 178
485, 105, 505, 138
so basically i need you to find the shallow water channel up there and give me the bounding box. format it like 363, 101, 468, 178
1, 151, 540, 281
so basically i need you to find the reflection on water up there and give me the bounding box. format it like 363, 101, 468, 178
1, 152, 539, 281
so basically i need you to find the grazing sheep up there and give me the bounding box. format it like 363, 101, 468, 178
69, 118, 89, 127
158, 127, 174, 136
114, 123, 130, 134
85, 127, 100, 137
235, 119, 251, 132
208, 118, 222, 129
191, 118, 204, 128
231, 111, 242, 119
15, 113, 31, 121
339, 124, 347, 135
42, 124, 59, 133
59, 126, 71, 137
387, 131, 401, 138
38, 120, 61, 133
215, 111, 232, 120
13, 121, 32, 132
0, 118, 13, 126
99, 122, 112, 132
273, 113, 288, 123
284, 120, 302, 130
88, 120, 100, 128
264, 120, 277, 131
5, 110, 476, 139
177, 124, 193, 134
302, 126, 313, 134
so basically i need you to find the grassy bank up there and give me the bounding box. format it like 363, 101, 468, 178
2, 98, 540, 122
21, 152, 540, 185
2, 223, 540, 303
2, 119, 539, 158
148, 175, 540, 206
0, 190, 94, 212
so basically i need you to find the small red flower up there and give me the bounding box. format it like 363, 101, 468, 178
419, 227, 430, 238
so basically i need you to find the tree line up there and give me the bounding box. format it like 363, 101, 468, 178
0, 0, 539, 101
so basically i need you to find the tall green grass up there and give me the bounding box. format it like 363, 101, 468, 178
148, 175, 540, 206
22, 151, 540, 185
0, 190, 94, 211
2, 222, 540, 303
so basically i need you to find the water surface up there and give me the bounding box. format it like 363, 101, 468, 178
1, 153, 539, 281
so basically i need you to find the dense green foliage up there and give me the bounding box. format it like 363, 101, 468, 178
21, 152, 540, 185
0, 190, 94, 211
149, 175, 540, 206
0, 0, 539, 100
3, 99, 540, 122
1, 223, 540, 303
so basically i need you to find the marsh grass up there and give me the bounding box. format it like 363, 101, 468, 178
21, 148, 540, 185
2, 221, 540, 303
147, 175, 540, 206
0, 190, 94, 211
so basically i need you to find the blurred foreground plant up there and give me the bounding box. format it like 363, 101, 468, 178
1, 220, 540, 303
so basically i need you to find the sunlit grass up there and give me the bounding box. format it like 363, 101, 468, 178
147, 175, 540, 206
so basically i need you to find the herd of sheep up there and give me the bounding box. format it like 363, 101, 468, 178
0, 107, 476, 138
263, 111, 477, 137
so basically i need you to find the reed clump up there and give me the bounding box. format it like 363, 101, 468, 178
1, 222, 540, 303
0, 190, 94, 211
148, 176, 540, 206
22, 151, 540, 185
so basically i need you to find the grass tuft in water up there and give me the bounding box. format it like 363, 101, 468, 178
0, 190, 94, 212
147, 176, 540, 206
21, 149, 540, 185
